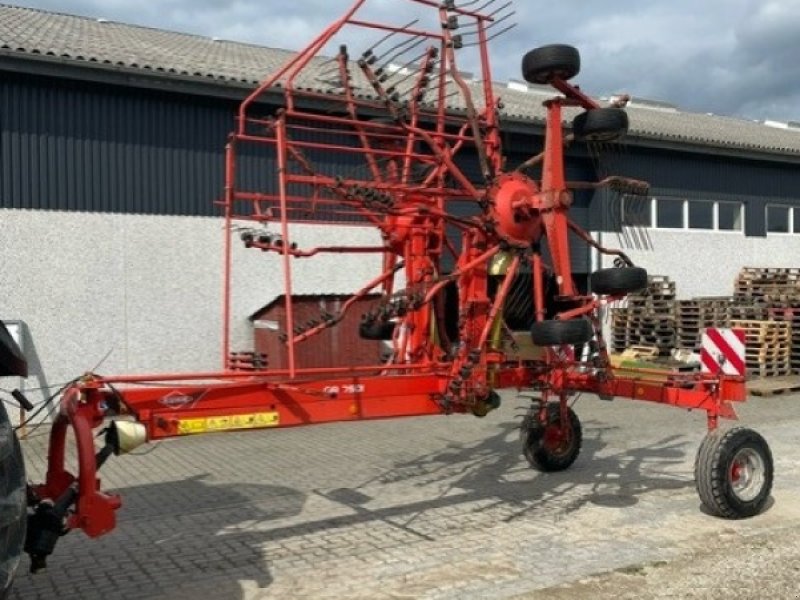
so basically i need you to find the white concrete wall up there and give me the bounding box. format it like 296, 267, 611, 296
598, 228, 800, 298
1, 209, 382, 415
11, 212, 796, 419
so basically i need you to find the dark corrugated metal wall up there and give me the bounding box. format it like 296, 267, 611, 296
593, 146, 800, 236
613, 147, 800, 198
6, 70, 798, 264
1, 72, 232, 215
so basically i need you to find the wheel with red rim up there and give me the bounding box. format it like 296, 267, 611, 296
520, 403, 582, 472
695, 427, 773, 519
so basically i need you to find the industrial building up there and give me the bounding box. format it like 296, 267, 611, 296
2, 4, 800, 408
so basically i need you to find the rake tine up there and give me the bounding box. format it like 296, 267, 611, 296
364, 18, 419, 55
463, 21, 516, 45
487, 1, 513, 18
486, 10, 516, 29
376, 38, 427, 76
386, 49, 437, 89
373, 34, 423, 66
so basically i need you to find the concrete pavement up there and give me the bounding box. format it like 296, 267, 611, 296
11, 390, 800, 599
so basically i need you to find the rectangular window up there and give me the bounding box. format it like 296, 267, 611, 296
656, 198, 684, 228
718, 202, 743, 231
688, 200, 714, 229
766, 205, 791, 233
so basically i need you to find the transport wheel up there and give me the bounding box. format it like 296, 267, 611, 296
572, 107, 629, 142
0, 403, 26, 599
590, 266, 648, 296
358, 319, 395, 340
521, 403, 582, 471
522, 44, 580, 85
695, 427, 773, 519
530, 318, 593, 346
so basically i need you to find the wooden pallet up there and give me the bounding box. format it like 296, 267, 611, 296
728, 307, 769, 320
735, 268, 800, 306
676, 322, 726, 331
730, 319, 791, 334
740, 266, 800, 277
745, 366, 792, 378
612, 277, 677, 356
748, 375, 800, 396
745, 352, 791, 361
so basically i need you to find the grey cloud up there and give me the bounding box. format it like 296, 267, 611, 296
7, 0, 800, 122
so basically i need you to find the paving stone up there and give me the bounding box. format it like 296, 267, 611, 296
9, 393, 800, 599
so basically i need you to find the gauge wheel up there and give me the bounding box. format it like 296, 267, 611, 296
695, 427, 773, 519
590, 266, 648, 296
521, 44, 580, 85
572, 107, 629, 142
530, 318, 593, 346
521, 403, 582, 472
0, 402, 26, 599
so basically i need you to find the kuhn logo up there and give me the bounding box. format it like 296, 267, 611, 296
159, 391, 204, 408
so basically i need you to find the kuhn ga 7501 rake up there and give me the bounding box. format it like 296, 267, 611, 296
11, 0, 772, 573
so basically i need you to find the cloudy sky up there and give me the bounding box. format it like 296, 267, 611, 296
12, 0, 800, 122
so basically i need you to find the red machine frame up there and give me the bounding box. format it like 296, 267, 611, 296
24, 0, 756, 570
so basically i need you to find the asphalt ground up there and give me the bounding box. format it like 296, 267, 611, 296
10, 389, 800, 599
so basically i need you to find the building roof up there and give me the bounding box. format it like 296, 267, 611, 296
1, 3, 799, 158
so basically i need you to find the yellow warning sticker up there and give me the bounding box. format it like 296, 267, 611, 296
177, 412, 279, 435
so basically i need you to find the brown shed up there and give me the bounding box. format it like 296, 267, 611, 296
250, 294, 385, 370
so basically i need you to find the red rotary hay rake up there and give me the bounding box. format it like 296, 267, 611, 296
5, 0, 772, 576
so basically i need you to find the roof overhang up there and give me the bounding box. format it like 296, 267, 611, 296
2, 50, 800, 166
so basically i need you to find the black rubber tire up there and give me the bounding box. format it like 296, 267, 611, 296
530, 318, 593, 346
359, 319, 395, 341
0, 403, 26, 598
590, 266, 648, 296
572, 107, 629, 142
521, 403, 582, 471
521, 44, 580, 85
695, 427, 773, 519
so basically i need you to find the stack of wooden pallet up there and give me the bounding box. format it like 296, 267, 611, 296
728, 302, 769, 321
675, 297, 732, 351
610, 275, 676, 356
610, 268, 800, 372
767, 306, 800, 374
733, 267, 800, 374
735, 267, 800, 301
730, 319, 792, 378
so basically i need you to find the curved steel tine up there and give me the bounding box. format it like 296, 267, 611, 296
364, 18, 419, 55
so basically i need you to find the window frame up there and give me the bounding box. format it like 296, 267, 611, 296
717, 201, 744, 232
650, 197, 746, 234
765, 204, 794, 235
654, 197, 686, 230
687, 199, 715, 230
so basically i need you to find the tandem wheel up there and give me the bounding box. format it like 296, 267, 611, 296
520, 403, 582, 472
521, 44, 580, 85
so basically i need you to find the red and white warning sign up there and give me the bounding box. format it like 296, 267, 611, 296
701, 327, 746, 376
